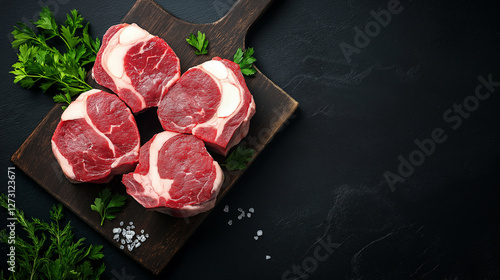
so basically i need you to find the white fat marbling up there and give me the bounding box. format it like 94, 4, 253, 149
107, 45, 130, 78
119, 24, 148, 45
146, 131, 178, 197
201, 60, 228, 80
217, 83, 241, 117
60, 89, 99, 121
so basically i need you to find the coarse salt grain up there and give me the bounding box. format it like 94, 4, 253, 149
266, 255, 271, 260
228, 220, 233, 225
249, 208, 254, 213
113, 221, 150, 252
257, 230, 263, 236
223, 205, 229, 212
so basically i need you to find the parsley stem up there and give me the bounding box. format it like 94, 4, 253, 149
24, 74, 92, 93
59, 35, 72, 52
30, 256, 38, 280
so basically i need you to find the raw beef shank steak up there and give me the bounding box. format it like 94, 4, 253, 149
92, 23, 180, 113
157, 57, 256, 156
122, 131, 224, 217
51, 89, 140, 183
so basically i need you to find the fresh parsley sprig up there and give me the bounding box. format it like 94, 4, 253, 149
91, 188, 127, 226
222, 146, 255, 170
0, 194, 105, 279
233, 47, 257, 76
10, 7, 100, 109
186, 31, 209, 55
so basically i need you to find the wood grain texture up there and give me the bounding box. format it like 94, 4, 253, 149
11, 0, 298, 275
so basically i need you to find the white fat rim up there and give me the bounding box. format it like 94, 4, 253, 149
101, 23, 155, 110
192, 60, 247, 140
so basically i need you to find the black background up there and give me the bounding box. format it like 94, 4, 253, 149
1, 0, 500, 279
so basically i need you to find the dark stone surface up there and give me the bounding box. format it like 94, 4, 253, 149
1, 0, 500, 279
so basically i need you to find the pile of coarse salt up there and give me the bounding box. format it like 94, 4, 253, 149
113, 221, 150, 252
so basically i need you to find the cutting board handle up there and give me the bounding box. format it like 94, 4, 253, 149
217, 0, 275, 34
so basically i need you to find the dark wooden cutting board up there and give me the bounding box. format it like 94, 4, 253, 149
11, 0, 298, 275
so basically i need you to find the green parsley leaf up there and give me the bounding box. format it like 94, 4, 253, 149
186, 31, 209, 55
91, 188, 127, 226
35, 7, 58, 37
10, 7, 99, 109
222, 146, 255, 170
233, 47, 257, 76
0, 193, 106, 279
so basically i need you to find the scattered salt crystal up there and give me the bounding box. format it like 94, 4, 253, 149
266, 255, 271, 260
223, 205, 229, 212
113, 228, 121, 234
249, 208, 254, 213
247, 213, 251, 218
228, 220, 233, 225
129, 221, 133, 225
237, 215, 243, 220
145, 234, 149, 238
136, 242, 141, 248
113, 234, 120, 240
141, 229, 144, 234
254, 236, 259, 240
119, 221, 124, 226
257, 230, 263, 236
121, 239, 125, 245
119, 245, 124, 250
237, 207, 243, 212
